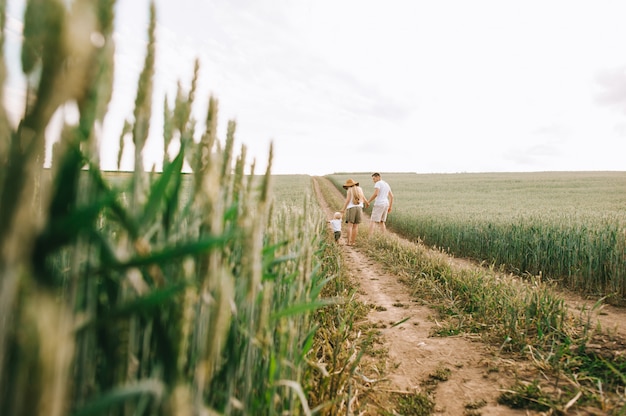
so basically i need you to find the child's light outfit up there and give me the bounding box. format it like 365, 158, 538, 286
330, 218, 342, 241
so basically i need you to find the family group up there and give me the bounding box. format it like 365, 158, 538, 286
329, 173, 394, 246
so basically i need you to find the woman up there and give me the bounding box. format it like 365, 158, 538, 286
340, 178, 369, 246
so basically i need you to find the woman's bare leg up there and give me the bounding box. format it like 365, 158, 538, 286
350, 224, 359, 245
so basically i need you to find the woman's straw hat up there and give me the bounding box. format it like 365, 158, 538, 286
343, 178, 359, 189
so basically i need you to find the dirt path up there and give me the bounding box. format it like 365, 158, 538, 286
344, 245, 531, 415
312, 176, 626, 415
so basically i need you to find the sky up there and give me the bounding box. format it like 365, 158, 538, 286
4, 0, 626, 175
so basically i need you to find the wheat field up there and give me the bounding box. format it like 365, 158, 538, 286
328, 171, 626, 301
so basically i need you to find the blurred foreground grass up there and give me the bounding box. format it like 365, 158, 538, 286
0, 2, 366, 415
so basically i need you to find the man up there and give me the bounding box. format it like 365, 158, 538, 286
367, 173, 393, 233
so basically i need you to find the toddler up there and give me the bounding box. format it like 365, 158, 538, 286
329, 212, 342, 242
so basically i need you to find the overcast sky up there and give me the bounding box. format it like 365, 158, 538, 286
5, 0, 626, 175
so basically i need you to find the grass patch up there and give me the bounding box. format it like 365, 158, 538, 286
393, 391, 435, 416
498, 380, 553, 412
421, 365, 452, 391
464, 398, 487, 410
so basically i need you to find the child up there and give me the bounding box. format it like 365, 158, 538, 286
329, 212, 342, 242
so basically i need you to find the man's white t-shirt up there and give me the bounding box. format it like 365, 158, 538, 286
374, 180, 391, 206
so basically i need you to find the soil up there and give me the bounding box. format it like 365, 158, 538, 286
312, 176, 626, 415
